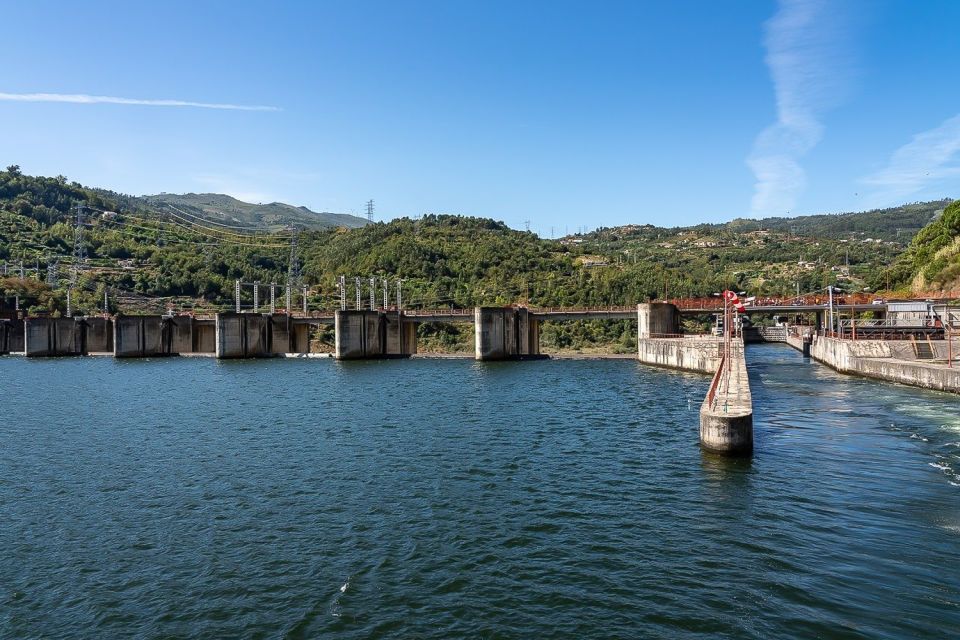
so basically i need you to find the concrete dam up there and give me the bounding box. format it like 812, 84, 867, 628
0, 303, 754, 455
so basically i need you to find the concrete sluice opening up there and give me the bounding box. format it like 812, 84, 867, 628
415, 321, 474, 355
310, 323, 335, 354
537, 318, 637, 356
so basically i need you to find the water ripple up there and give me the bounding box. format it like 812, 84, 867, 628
0, 348, 958, 638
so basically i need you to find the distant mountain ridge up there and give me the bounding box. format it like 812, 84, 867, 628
577, 199, 952, 244
138, 192, 369, 230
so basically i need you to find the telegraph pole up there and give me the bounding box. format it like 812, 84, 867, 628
235, 279, 241, 313
270, 282, 276, 314
369, 277, 376, 310
355, 277, 361, 310
396, 279, 403, 311
302, 286, 308, 314
253, 281, 259, 312
382, 278, 388, 309
338, 275, 346, 311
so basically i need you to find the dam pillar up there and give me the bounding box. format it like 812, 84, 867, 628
215, 312, 271, 358
335, 310, 415, 359
474, 307, 541, 360
113, 315, 193, 357
24, 317, 85, 356
637, 303, 680, 338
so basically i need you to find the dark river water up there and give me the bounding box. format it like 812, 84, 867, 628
1, 345, 958, 638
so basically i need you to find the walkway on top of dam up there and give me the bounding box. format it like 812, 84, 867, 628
212, 298, 906, 324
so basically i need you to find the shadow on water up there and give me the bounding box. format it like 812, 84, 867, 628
699, 448, 753, 478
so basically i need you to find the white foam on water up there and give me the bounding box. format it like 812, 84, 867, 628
940, 422, 960, 433
330, 576, 351, 618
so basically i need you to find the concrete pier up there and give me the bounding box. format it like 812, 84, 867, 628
474, 307, 541, 360
335, 310, 416, 359
215, 313, 272, 359
24, 317, 86, 356
699, 341, 753, 455
114, 315, 193, 357
637, 302, 680, 338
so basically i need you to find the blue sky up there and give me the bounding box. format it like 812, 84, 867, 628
1, 0, 958, 232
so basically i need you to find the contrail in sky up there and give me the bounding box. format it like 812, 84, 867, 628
861, 113, 960, 206
0, 92, 279, 111
747, 0, 851, 215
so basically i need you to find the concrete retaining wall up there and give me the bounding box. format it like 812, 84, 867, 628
637, 337, 723, 374
811, 335, 960, 394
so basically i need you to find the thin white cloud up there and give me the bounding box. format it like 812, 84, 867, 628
0, 92, 279, 111
861, 113, 960, 205
747, 0, 851, 215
